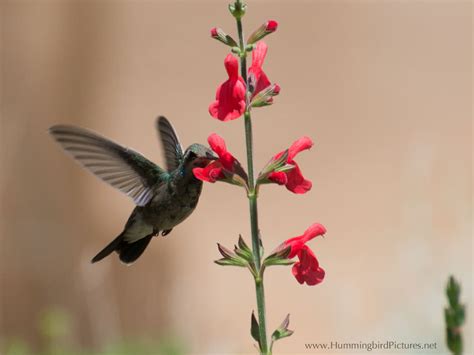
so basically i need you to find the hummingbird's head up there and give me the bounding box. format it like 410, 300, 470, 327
184, 143, 218, 168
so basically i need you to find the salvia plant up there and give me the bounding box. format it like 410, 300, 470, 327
195, 1, 328, 353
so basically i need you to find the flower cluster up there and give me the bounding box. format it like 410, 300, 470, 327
193, 14, 327, 289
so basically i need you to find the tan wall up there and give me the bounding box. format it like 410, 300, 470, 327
1, 1, 471, 354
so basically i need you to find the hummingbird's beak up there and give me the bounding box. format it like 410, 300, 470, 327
206, 151, 218, 160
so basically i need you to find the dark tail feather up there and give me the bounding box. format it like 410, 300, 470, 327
91, 233, 123, 263
119, 235, 153, 264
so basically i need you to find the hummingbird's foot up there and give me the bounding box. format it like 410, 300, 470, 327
161, 229, 173, 237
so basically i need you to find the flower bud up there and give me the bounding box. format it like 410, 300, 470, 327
247, 20, 278, 44
210, 27, 238, 47
229, 1, 247, 20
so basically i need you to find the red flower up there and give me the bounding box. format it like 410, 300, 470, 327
268, 136, 313, 194
248, 41, 272, 98
209, 54, 246, 121
193, 133, 245, 184
283, 223, 326, 286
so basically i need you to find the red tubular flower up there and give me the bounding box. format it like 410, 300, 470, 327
248, 41, 271, 97
193, 133, 247, 185
283, 223, 326, 286
268, 136, 313, 194
209, 54, 246, 121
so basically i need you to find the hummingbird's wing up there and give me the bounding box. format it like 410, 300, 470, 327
156, 116, 184, 172
49, 125, 167, 206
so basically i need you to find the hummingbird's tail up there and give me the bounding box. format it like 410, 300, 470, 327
91, 234, 123, 263
91, 232, 154, 264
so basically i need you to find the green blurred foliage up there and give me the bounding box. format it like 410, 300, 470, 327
445, 275, 466, 355
2, 307, 186, 355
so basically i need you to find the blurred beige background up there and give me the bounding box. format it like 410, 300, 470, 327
1, 0, 472, 354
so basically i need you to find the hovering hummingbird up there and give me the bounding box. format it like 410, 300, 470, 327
49, 116, 217, 264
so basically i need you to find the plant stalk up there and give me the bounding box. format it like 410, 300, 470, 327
235, 10, 270, 354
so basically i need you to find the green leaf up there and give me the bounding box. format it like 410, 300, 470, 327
251, 312, 261, 350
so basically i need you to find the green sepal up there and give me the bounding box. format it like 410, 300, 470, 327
238, 235, 252, 254
215, 243, 248, 267
221, 160, 249, 190
274, 163, 295, 173
271, 314, 294, 350
214, 258, 246, 267
234, 246, 252, 260
250, 83, 280, 108
245, 44, 255, 52
263, 245, 293, 267
231, 46, 242, 56
265, 258, 295, 267
257, 150, 289, 183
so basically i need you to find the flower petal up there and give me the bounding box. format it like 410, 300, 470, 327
292, 246, 325, 286
209, 55, 246, 121
207, 133, 236, 170
224, 53, 239, 80
268, 171, 288, 185
208, 133, 227, 156
251, 41, 268, 70
284, 162, 312, 194
283, 223, 326, 260
265, 20, 278, 33
192, 162, 224, 183
301, 223, 327, 243
248, 42, 271, 97
288, 136, 313, 161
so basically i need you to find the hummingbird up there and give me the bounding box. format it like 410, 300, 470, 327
49, 116, 217, 265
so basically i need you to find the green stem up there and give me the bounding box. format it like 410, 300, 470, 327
235, 9, 269, 355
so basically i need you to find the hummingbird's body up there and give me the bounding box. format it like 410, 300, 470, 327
49, 116, 216, 264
